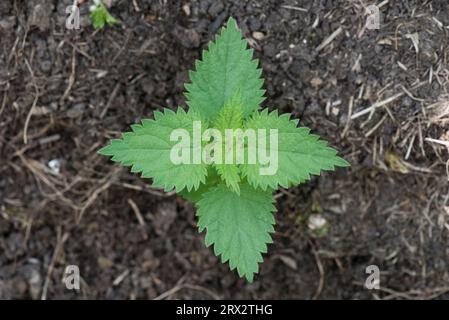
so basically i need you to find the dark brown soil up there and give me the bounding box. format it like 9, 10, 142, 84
1, 0, 449, 300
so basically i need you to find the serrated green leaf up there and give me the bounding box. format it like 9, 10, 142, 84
241, 109, 350, 190
197, 183, 276, 282
185, 17, 265, 120
99, 108, 207, 192
90, 3, 118, 29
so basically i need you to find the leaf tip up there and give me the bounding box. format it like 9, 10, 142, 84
98, 144, 113, 156
227, 16, 238, 29
245, 273, 254, 283
336, 157, 351, 167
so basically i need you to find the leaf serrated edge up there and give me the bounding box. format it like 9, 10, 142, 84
99, 107, 208, 192
197, 184, 276, 282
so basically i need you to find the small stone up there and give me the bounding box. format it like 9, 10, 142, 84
331, 106, 340, 116
48, 159, 61, 175
307, 214, 328, 231
96, 70, 108, 79
182, 4, 191, 16
252, 31, 265, 41
173, 27, 200, 49
67, 103, 86, 118
97, 257, 114, 269
278, 255, 298, 270
310, 77, 323, 87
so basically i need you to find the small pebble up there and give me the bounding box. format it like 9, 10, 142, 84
310, 77, 323, 87
307, 214, 328, 231
182, 4, 191, 16
48, 159, 61, 175
252, 31, 265, 41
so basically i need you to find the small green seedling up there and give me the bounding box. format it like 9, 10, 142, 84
90, 0, 118, 29
100, 17, 349, 282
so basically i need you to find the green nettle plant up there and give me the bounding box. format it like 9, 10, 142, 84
100, 18, 349, 282
90, 0, 118, 29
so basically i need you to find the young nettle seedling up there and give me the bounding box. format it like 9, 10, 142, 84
90, 0, 118, 29
100, 18, 349, 282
